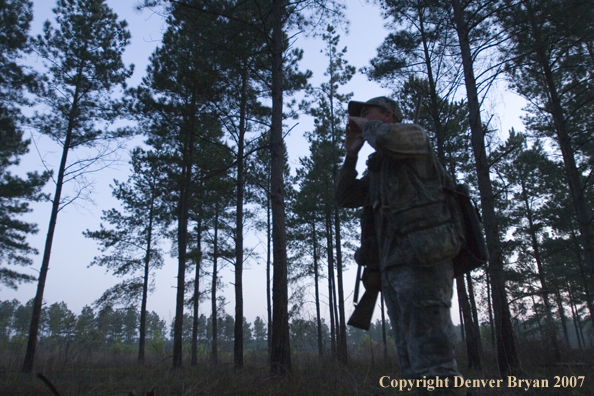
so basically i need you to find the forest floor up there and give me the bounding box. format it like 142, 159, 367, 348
1, 342, 593, 395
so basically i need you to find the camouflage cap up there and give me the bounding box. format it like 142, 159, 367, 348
348, 96, 403, 122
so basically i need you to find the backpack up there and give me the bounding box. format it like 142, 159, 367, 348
445, 183, 489, 278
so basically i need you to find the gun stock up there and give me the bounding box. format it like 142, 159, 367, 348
347, 289, 379, 331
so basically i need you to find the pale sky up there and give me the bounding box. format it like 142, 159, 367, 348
3, 0, 526, 331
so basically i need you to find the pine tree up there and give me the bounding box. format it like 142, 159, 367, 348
138, 0, 344, 374
84, 148, 167, 363
194, 1, 271, 368
22, 0, 133, 373
0, 0, 50, 289
130, 0, 229, 366
367, 0, 459, 161
501, 134, 561, 360
497, 0, 594, 302
298, 25, 355, 363
449, 0, 523, 377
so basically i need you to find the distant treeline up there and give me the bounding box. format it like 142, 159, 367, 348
0, 299, 400, 357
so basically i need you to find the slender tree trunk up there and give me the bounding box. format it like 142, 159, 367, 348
331, 264, 340, 350
571, 232, 594, 322
459, 305, 465, 341
380, 294, 388, 363
327, 50, 347, 363
270, 0, 291, 376
191, 219, 202, 366
234, 63, 248, 370
486, 270, 495, 350
521, 189, 560, 360
266, 188, 272, 360
333, 206, 347, 364
211, 210, 219, 365
138, 188, 156, 364
568, 285, 583, 349
466, 274, 483, 357
312, 221, 323, 358
555, 289, 570, 346
22, 84, 80, 373
530, 293, 544, 340
457, 276, 481, 369
326, 210, 337, 357
451, 0, 522, 376
173, 121, 195, 368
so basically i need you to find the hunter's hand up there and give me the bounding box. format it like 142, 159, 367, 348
345, 120, 365, 156
349, 116, 369, 132
362, 269, 382, 292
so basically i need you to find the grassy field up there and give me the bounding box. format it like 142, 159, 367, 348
1, 343, 593, 395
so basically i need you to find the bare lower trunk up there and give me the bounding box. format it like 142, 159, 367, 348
486, 270, 495, 350
191, 220, 202, 366
266, 192, 272, 360
568, 284, 584, 349
191, 258, 201, 366
333, 205, 347, 364
234, 64, 248, 370
211, 211, 219, 365
466, 274, 483, 357
555, 289, 570, 346
457, 276, 481, 370
380, 294, 388, 363
313, 221, 323, 358
173, 123, 194, 368
451, 0, 522, 376
138, 193, 156, 364
326, 210, 337, 357
23, 88, 79, 373
270, 0, 291, 376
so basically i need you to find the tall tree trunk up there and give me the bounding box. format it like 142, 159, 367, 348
486, 270, 495, 350
331, 264, 340, 350
191, 219, 202, 366
326, 210, 337, 357
312, 221, 324, 358
234, 63, 248, 370
266, 188, 272, 360
521, 188, 560, 360
138, 187, 156, 364
380, 294, 388, 363
457, 276, 481, 369
23, 84, 80, 373
530, 293, 544, 340
568, 285, 583, 349
571, 232, 594, 322
333, 206, 347, 364
555, 289, 570, 346
327, 48, 347, 363
466, 274, 483, 357
451, 0, 522, 377
211, 210, 219, 365
172, 123, 194, 368
459, 305, 465, 341
270, 0, 291, 376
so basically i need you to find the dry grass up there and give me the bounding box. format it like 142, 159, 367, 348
1, 343, 593, 395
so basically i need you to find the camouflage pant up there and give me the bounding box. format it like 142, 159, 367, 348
381, 260, 461, 379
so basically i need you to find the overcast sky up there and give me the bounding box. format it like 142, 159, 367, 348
3, 0, 525, 330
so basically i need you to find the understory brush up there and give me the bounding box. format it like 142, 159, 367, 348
0, 342, 592, 395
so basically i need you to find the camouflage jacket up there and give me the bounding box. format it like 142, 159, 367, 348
336, 121, 463, 270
